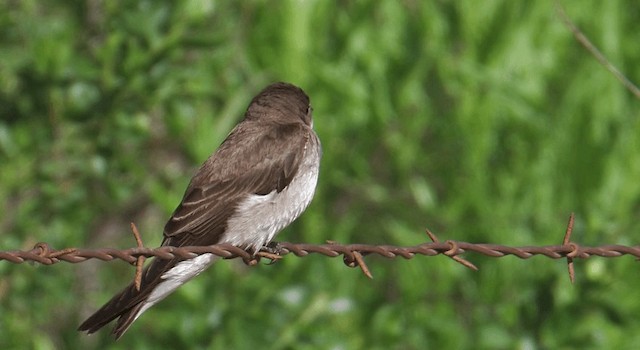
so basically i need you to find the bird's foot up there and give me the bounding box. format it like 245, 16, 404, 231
263, 241, 285, 254
257, 241, 285, 264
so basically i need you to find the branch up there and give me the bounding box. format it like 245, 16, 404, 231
555, 1, 640, 99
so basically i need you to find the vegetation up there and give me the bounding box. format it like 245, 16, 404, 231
1, 1, 639, 348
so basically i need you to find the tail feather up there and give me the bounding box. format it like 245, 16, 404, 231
78, 257, 180, 338
111, 302, 145, 339
78, 282, 145, 337
78, 255, 213, 339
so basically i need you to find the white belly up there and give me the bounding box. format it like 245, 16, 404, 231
221, 146, 320, 252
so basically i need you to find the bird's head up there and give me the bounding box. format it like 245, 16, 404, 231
245, 82, 313, 126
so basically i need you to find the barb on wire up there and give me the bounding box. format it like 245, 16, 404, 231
130, 223, 145, 291
563, 213, 576, 283
328, 239, 373, 279
426, 229, 478, 271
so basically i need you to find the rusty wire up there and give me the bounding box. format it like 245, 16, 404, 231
4, 239, 640, 266
1, 214, 638, 282
1, 214, 640, 282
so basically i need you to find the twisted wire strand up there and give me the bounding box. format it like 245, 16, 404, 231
2, 241, 639, 265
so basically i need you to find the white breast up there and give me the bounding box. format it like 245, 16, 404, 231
221, 138, 321, 252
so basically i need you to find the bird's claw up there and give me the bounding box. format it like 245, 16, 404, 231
258, 242, 285, 264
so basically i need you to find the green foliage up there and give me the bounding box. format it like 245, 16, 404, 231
1, 0, 639, 348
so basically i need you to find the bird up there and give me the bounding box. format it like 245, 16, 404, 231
78, 82, 321, 339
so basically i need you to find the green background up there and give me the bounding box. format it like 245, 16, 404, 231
1, 1, 639, 349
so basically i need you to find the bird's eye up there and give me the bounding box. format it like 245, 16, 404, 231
304, 106, 313, 126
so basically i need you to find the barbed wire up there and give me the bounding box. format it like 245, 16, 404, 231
1, 215, 638, 282
4, 238, 640, 265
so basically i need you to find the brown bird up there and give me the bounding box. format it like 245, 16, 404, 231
78, 82, 321, 339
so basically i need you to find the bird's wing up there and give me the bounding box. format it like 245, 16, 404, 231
162, 122, 311, 246
78, 122, 312, 338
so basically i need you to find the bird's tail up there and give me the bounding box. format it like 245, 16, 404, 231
78, 253, 217, 339
78, 256, 179, 339
78, 278, 149, 339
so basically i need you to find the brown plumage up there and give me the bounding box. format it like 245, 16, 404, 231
78, 82, 321, 339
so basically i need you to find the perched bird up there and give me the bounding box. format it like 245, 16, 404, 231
78, 82, 321, 339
